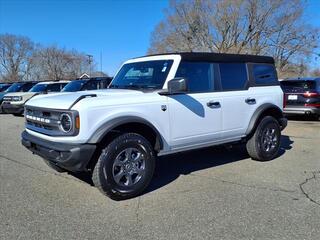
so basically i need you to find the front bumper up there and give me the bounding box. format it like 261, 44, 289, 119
1, 102, 24, 114
284, 106, 320, 115
21, 130, 96, 172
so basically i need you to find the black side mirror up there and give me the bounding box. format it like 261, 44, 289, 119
160, 78, 188, 95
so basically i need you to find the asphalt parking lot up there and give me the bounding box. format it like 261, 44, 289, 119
0, 115, 319, 240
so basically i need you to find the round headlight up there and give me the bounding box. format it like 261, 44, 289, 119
60, 113, 72, 132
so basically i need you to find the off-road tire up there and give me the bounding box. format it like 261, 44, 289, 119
246, 116, 281, 161
92, 133, 156, 201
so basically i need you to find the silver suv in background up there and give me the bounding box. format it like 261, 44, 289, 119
1, 81, 69, 116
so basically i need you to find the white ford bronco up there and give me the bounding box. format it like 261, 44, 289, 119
21, 53, 287, 200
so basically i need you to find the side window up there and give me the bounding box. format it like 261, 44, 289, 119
253, 64, 278, 85
219, 63, 248, 90
47, 83, 62, 92
83, 81, 99, 90
22, 83, 33, 92
175, 61, 214, 93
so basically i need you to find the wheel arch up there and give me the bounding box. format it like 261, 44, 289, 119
246, 103, 284, 136
87, 116, 164, 151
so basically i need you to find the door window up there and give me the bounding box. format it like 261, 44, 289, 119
219, 63, 248, 90
47, 83, 65, 92
175, 61, 214, 93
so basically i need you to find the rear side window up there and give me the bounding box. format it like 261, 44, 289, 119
253, 64, 278, 85
175, 61, 214, 93
219, 63, 247, 90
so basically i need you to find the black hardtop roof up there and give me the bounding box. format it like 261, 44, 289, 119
283, 77, 320, 81
142, 52, 274, 64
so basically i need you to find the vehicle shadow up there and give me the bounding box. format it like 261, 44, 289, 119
67, 135, 294, 194
145, 135, 294, 195
286, 115, 319, 122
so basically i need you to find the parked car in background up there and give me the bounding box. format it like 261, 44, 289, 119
1, 81, 69, 116
0, 83, 12, 92
62, 77, 112, 92
281, 77, 320, 119
0, 81, 38, 113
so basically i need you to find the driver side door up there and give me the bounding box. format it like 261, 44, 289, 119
168, 62, 223, 150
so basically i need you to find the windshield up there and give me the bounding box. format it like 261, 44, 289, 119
280, 80, 316, 91
0, 84, 10, 91
29, 84, 47, 92
4, 83, 24, 93
109, 60, 173, 90
62, 80, 86, 92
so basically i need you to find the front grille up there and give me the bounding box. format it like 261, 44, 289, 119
24, 106, 79, 136
3, 96, 13, 102
25, 107, 62, 135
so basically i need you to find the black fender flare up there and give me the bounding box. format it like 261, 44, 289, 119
246, 103, 284, 136
87, 116, 164, 150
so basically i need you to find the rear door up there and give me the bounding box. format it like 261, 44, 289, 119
218, 63, 253, 139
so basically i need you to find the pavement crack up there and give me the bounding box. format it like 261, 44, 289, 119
133, 197, 142, 238
189, 173, 296, 195
299, 171, 320, 206
0, 154, 84, 184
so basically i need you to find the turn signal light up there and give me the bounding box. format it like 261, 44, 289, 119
75, 116, 80, 129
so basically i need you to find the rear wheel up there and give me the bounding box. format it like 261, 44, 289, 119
246, 116, 281, 161
92, 133, 156, 200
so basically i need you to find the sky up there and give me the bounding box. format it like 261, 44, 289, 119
0, 0, 319, 75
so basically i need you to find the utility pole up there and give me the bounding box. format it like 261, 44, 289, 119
100, 51, 102, 73
86, 54, 93, 77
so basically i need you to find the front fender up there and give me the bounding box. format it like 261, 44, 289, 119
87, 116, 164, 149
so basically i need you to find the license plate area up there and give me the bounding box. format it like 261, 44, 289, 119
288, 95, 298, 100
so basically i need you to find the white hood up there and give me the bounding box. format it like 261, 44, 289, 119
25, 89, 148, 110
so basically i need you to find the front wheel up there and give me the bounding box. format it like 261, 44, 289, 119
92, 133, 156, 200
246, 116, 281, 161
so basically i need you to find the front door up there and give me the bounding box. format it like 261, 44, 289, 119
167, 61, 222, 150
168, 93, 222, 149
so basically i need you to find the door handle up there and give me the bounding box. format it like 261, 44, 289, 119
207, 101, 221, 108
245, 98, 256, 104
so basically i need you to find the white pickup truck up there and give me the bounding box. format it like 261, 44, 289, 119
21, 52, 287, 200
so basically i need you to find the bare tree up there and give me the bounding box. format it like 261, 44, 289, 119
149, 0, 319, 77
30, 46, 93, 80
310, 68, 320, 77
0, 34, 34, 82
